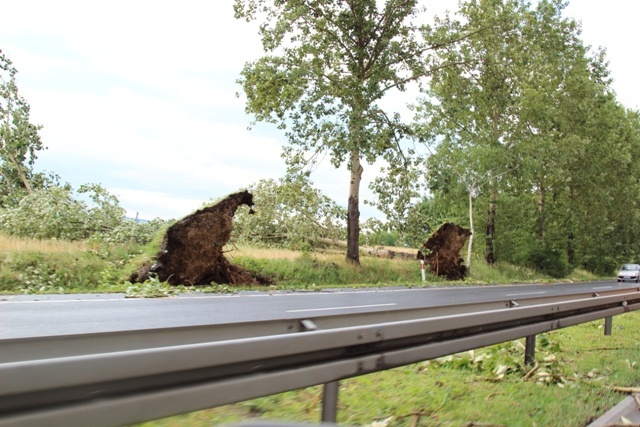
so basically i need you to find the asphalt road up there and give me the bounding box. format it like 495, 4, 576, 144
1, 280, 635, 340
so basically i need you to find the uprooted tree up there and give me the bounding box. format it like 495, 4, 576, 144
417, 222, 471, 280
130, 191, 270, 286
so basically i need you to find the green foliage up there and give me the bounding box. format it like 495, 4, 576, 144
403, 0, 640, 274
0, 185, 87, 240
0, 51, 167, 248
525, 241, 572, 278
0, 230, 595, 294
124, 277, 184, 298
426, 334, 566, 383
468, 260, 532, 283
0, 183, 166, 244
363, 196, 456, 249
0, 243, 142, 293
361, 223, 401, 248
232, 176, 346, 249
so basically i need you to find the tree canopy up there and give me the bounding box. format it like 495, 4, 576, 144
234, 0, 446, 263
411, 0, 640, 275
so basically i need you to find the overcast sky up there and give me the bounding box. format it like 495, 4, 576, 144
1, 1, 638, 220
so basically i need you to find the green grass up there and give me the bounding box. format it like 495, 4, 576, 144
135, 311, 640, 427
0, 236, 145, 294
0, 236, 610, 294
232, 252, 430, 288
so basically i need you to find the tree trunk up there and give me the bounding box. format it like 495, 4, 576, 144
467, 188, 474, 269
347, 147, 363, 264
2, 100, 32, 195
8, 151, 32, 194
566, 187, 576, 265
485, 184, 497, 265
486, 109, 501, 266
537, 176, 545, 240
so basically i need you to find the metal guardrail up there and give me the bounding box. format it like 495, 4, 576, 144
1, 287, 639, 427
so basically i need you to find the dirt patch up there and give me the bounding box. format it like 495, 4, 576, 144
130, 190, 270, 286
417, 222, 471, 280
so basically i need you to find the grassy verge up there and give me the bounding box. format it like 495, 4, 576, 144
0, 237, 604, 295
0, 235, 144, 294
136, 311, 640, 427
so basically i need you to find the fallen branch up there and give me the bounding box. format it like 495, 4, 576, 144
522, 362, 540, 381
476, 377, 504, 383
607, 386, 640, 394
577, 347, 640, 352
465, 422, 508, 427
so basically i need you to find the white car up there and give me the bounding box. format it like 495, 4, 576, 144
617, 264, 640, 282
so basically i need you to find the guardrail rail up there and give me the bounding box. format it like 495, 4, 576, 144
1, 286, 639, 427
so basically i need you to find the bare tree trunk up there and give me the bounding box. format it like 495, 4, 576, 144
485, 183, 497, 265
347, 147, 363, 264
467, 188, 474, 269
566, 186, 576, 265
537, 176, 545, 240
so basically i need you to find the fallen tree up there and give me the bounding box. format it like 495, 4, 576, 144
417, 222, 471, 280
313, 237, 415, 260
130, 191, 270, 286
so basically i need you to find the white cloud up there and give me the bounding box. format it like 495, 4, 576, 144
564, 0, 640, 110
112, 188, 206, 220
2, 0, 638, 223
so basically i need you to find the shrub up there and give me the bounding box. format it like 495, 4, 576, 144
525, 242, 572, 278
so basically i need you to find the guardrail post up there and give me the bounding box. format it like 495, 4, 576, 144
321, 381, 339, 423
525, 335, 536, 366
604, 316, 613, 336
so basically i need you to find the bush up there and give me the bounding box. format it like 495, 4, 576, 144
0, 184, 167, 245
525, 242, 572, 278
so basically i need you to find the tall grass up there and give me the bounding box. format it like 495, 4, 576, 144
0, 234, 88, 253
0, 236, 608, 294
230, 249, 431, 288
0, 234, 141, 293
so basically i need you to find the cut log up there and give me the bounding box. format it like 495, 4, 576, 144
417, 222, 471, 280
130, 190, 269, 286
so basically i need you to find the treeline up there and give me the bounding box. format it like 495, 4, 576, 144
2, 1, 639, 278
370, 0, 640, 276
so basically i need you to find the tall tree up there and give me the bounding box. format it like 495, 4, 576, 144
415, 0, 639, 274
0, 50, 45, 203
234, 0, 442, 264
415, 0, 533, 264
